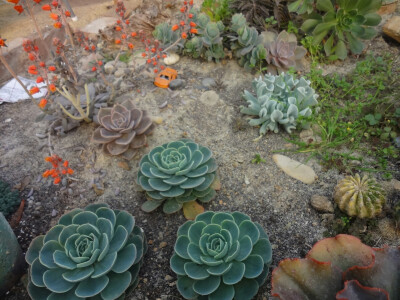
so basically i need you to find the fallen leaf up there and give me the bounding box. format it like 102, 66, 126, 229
183, 201, 204, 220
9, 199, 25, 228
210, 174, 221, 191
92, 182, 104, 196
117, 161, 130, 170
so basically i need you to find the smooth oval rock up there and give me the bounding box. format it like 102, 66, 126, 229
164, 53, 180, 65
169, 79, 186, 90
273, 154, 317, 184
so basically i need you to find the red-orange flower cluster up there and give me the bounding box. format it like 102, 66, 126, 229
42, 155, 73, 185
38, 98, 47, 109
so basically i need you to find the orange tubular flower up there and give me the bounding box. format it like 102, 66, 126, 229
98, 60, 103, 66
67, 168, 74, 175
141, 53, 146, 57
115, 39, 121, 44
51, 0, 58, 7
115, 26, 121, 31
42, 4, 51, 10
151, 48, 156, 53
181, 32, 187, 39
42, 170, 50, 178
33, 0, 42, 3
48, 66, 56, 71
7, 0, 20, 3
50, 13, 58, 20
153, 69, 158, 73
65, 11, 71, 17
14, 5, 24, 14
125, 20, 130, 25
49, 84, 56, 92
190, 28, 198, 34
29, 86, 40, 94
0, 38, 7, 47
190, 21, 196, 27
36, 76, 44, 83
28, 53, 35, 61
180, 6, 185, 13
91, 66, 97, 72
121, 34, 127, 39
53, 22, 62, 29
160, 65, 165, 70
153, 62, 157, 66
189, 0, 193, 5
91, 45, 96, 51
63, 161, 68, 167
180, 21, 185, 26
38, 98, 48, 108
189, 13, 193, 18
146, 59, 151, 64
39, 61, 46, 67
128, 43, 134, 49
172, 24, 179, 31
131, 32, 137, 37
54, 177, 61, 184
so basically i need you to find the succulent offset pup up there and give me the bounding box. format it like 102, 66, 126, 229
170, 211, 272, 300
92, 100, 155, 160
333, 173, 386, 218
137, 139, 218, 214
0, 179, 20, 217
25, 203, 147, 300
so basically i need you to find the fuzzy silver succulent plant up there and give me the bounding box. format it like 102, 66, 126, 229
92, 100, 155, 160
261, 30, 307, 74
241, 73, 318, 134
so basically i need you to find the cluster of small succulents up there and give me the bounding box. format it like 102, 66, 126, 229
170, 211, 272, 299
26, 203, 147, 300
241, 73, 319, 134
184, 13, 225, 62
333, 173, 386, 218
0, 179, 20, 217
153, 23, 181, 49
137, 139, 219, 214
91, 100, 155, 160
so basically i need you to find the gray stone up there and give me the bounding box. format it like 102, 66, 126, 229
383, 16, 400, 43
81, 17, 118, 36
113, 78, 123, 89
114, 68, 127, 78
273, 154, 317, 184
104, 61, 115, 75
115, 61, 127, 69
321, 213, 335, 227
202, 78, 216, 89
310, 195, 334, 213
169, 79, 186, 90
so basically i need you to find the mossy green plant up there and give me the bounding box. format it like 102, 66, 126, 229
0, 179, 20, 217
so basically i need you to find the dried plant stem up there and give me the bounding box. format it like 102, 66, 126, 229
57, 84, 91, 122
0, 50, 35, 103
99, 72, 115, 104
25, 0, 54, 59
60, 52, 78, 84
59, 10, 75, 50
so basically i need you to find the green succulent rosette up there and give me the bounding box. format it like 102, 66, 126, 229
170, 211, 272, 300
137, 139, 218, 214
25, 203, 147, 300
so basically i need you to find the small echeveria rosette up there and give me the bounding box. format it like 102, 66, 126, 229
137, 139, 219, 214
92, 99, 155, 160
25, 203, 147, 300
170, 211, 272, 300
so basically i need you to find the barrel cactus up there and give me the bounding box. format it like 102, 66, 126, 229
25, 203, 147, 300
137, 139, 218, 214
333, 173, 386, 218
92, 100, 155, 160
241, 73, 319, 134
170, 211, 272, 300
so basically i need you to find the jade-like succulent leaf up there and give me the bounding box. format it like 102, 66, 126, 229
170, 211, 271, 299
26, 203, 146, 299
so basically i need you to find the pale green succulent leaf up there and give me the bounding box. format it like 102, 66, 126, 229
200, 255, 224, 266
222, 261, 245, 285
188, 221, 207, 245
62, 266, 94, 283
77, 223, 100, 237
111, 243, 137, 273
47, 289, 81, 300
108, 226, 128, 253
58, 208, 83, 226
92, 252, 117, 278
239, 220, 260, 245
31, 258, 47, 287
209, 282, 235, 300
188, 243, 203, 264
234, 278, 259, 300
171, 254, 188, 275
193, 275, 220, 295
224, 241, 240, 262
175, 235, 191, 259
178, 220, 195, 236
72, 211, 98, 226
163, 198, 183, 214
184, 262, 210, 280
76, 249, 101, 268
84, 203, 108, 213
26, 235, 44, 264
39, 240, 64, 268
141, 199, 164, 212
75, 275, 109, 298
231, 212, 251, 226
28, 281, 51, 300
177, 276, 197, 299
243, 255, 264, 278
221, 220, 239, 244
194, 174, 215, 191
100, 271, 132, 300
59, 225, 79, 247
236, 236, 253, 261
97, 218, 113, 245
197, 189, 217, 203
53, 250, 77, 270
44, 225, 64, 243
207, 262, 233, 276
252, 238, 272, 263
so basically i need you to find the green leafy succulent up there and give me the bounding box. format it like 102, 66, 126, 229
25, 203, 147, 300
170, 211, 272, 299
301, 0, 382, 60
0, 179, 20, 217
153, 22, 181, 49
288, 0, 315, 14
137, 139, 219, 214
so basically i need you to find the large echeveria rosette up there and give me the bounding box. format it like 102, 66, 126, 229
137, 139, 218, 214
170, 211, 272, 300
25, 203, 147, 300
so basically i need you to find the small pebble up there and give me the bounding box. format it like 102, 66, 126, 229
51, 209, 58, 217
159, 242, 167, 248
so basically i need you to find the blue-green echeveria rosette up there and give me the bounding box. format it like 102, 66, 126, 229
137, 139, 218, 214
170, 211, 272, 300
25, 203, 147, 300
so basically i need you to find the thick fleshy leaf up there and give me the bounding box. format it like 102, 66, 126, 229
115, 211, 135, 235
177, 221, 195, 236
336, 280, 389, 300
100, 271, 132, 300
243, 255, 264, 278
72, 211, 98, 226
221, 220, 239, 244
187, 243, 203, 264
171, 254, 188, 275
209, 282, 235, 300
183, 201, 205, 220
28, 281, 51, 300
108, 226, 128, 253
39, 240, 64, 268
184, 262, 210, 280
26, 235, 45, 264
202, 224, 220, 236
180, 177, 206, 189
231, 212, 250, 226
236, 236, 253, 261
47, 289, 81, 300
163, 198, 183, 214
234, 278, 259, 300
59, 225, 79, 247
252, 238, 272, 263
163, 175, 188, 185
239, 220, 260, 245
97, 218, 113, 244
222, 261, 245, 285
308, 234, 374, 272
193, 174, 215, 191
111, 243, 137, 273
75, 276, 109, 298
77, 249, 101, 268
193, 275, 220, 295
77, 223, 100, 237
271, 257, 343, 299
186, 165, 209, 178
141, 199, 164, 212
177, 276, 197, 299
43, 268, 76, 293
62, 266, 94, 282
188, 221, 207, 245
53, 250, 76, 270
31, 258, 48, 287
195, 211, 214, 224
197, 189, 216, 203
92, 251, 117, 278
211, 212, 234, 225
58, 209, 83, 226
225, 241, 240, 262
84, 203, 108, 213
148, 178, 171, 191
207, 262, 232, 276
44, 225, 64, 243
175, 235, 191, 259
160, 186, 185, 198
200, 255, 223, 266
